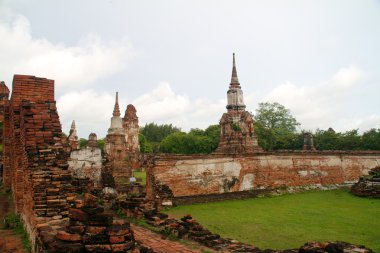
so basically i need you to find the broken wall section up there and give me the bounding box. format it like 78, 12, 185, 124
2, 75, 73, 231
68, 133, 103, 192
148, 152, 380, 203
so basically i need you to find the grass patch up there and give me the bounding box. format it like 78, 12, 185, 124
133, 170, 146, 185
2, 213, 32, 252
1, 183, 31, 252
165, 189, 380, 252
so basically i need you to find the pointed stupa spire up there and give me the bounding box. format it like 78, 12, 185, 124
68, 119, 79, 147
113, 92, 121, 117
69, 120, 77, 136
230, 53, 240, 85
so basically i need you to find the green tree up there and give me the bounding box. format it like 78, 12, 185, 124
339, 129, 362, 150
254, 102, 300, 150
160, 127, 218, 154
361, 128, 380, 150
314, 128, 340, 150
140, 123, 181, 152
140, 123, 181, 142
79, 138, 88, 149
204, 124, 220, 150
97, 138, 105, 151
139, 133, 153, 153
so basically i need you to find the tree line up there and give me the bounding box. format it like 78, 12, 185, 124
72, 102, 380, 154
139, 102, 380, 154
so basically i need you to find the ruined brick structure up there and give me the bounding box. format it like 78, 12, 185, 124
123, 104, 140, 153
0, 81, 10, 180
146, 55, 380, 204
303, 132, 316, 151
123, 104, 140, 170
68, 133, 102, 191
0, 81, 10, 141
1, 75, 74, 247
148, 151, 380, 202
351, 166, 380, 198
67, 120, 80, 150
105, 93, 140, 190
215, 54, 262, 154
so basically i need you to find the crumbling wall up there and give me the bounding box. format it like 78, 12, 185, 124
149, 151, 380, 199
68, 147, 102, 189
2, 75, 73, 251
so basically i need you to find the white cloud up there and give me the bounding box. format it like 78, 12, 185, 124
344, 115, 380, 132
0, 15, 134, 91
57, 82, 226, 137
133, 82, 226, 131
133, 82, 190, 123
57, 90, 115, 138
262, 65, 377, 132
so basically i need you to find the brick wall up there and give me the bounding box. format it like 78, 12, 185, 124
3, 75, 73, 224
148, 151, 380, 199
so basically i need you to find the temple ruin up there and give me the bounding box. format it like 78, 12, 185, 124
0, 55, 379, 252
215, 53, 262, 154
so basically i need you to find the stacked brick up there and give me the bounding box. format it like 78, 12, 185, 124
351, 167, 380, 198
51, 193, 135, 253
2, 75, 73, 221
144, 212, 259, 252
0, 81, 9, 145
21, 101, 74, 217
143, 212, 373, 253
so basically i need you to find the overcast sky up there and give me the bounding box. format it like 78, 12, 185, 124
1, 0, 380, 138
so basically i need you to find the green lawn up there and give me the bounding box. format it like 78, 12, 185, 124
133, 170, 146, 185
165, 190, 380, 251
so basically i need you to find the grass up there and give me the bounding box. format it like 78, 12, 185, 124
165, 189, 380, 252
133, 170, 146, 185
2, 213, 32, 252
0, 183, 31, 252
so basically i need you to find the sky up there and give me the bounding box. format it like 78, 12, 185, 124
1, 0, 380, 138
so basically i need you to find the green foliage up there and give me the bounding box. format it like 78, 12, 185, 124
2, 213, 32, 252
139, 133, 153, 153
115, 208, 127, 219
254, 102, 300, 150
361, 128, 380, 150
165, 190, 380, 252
2, 212, 19, 229
79, 138, 88, 149
0, 143, 3, 153
97, 138, 105, 151
204, 125, 220, 149
159, 130, 217, 154
133, 170, 146, 185
140, 123, 181, 143
139, 123, 181, 153
255, 102, 300, 132
141, 123, 220, 154
313, 128, 373, 151
231, 123, 241, 132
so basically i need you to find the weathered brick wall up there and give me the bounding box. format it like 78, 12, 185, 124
149, 151, 380, 198
3, 75, 73, 223
68, 147, 103, 189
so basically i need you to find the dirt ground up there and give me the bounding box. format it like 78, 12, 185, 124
0, 188, 27, 253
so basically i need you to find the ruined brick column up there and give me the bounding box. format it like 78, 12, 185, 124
67, 120, 80, 150
303, 132, 316, 151
215, 54, 262, 154
104, 92, 132, 191
0, 81, 10, 184
2, 75, 73, 222
123, 104, 140, 170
